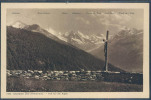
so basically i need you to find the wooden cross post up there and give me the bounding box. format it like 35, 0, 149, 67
103, 30, 109, 72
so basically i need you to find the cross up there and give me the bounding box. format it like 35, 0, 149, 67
103, 30, 109, 72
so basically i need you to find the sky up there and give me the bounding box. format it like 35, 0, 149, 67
7, 9, 144, 36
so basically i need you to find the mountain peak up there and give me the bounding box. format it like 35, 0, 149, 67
115, 28, 143, 38
77, 30, 86, 37
12, 21, 27, 29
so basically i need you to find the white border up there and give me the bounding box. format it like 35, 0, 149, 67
1, 3, 150, 98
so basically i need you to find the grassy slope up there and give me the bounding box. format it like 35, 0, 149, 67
7, 77, 142, 92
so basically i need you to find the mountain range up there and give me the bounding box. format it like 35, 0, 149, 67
47, 30, 104, 51
12, 21, 105, 52
9, 21, 143, 72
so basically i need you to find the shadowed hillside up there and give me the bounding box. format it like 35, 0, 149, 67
7, 26, 123, 72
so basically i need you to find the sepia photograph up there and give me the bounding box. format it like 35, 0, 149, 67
1, 3, 149, 98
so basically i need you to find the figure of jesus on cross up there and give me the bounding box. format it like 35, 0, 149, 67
103, 30, 109, 72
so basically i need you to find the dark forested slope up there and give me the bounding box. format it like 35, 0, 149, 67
7, 26, 123, 72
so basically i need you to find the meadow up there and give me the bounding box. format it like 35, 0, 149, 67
7, 77, 143, 92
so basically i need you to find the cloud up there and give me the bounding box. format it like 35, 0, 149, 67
93, 13, 131, 33
75, 17, 90, 25
102, 13, 131, 24
47, 27, 56, 35
90, 12, 132, 29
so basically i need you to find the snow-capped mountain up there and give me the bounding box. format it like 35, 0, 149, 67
112, 28, 143, 41
47, 30, 104, 51
10, 21, 62, 42
12, 21, 27, 29
90, 28, 143, 73
10, 21, 104, 52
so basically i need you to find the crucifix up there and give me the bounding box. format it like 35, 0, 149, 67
103, 30, 109, 72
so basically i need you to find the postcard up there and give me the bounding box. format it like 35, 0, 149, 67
1, 3, 149, 98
